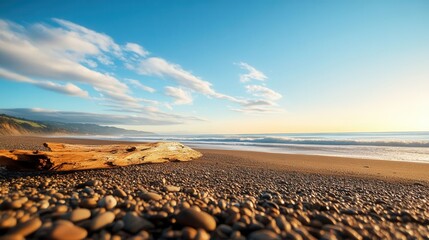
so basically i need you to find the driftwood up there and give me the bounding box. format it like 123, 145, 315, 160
0, 142, 202, 171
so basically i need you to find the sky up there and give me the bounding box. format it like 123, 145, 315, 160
0, 0, 428, 134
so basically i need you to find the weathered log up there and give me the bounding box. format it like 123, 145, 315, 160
0, 142, 202, 171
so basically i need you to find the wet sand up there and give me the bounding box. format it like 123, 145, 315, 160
1, 136, 428, 182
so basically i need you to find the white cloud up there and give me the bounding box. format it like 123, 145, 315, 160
125, 78, 155, 93
0, 18, 213, 125
246, 85, 282, 100
124, 42, 149, 57
52, 18, 122, 56
0, 67, 88, 98
133, 57, 217, 95
0, 19, 129, 99
130, 57, 251, 105
165, 86, 193, 105
237, 62, 267, 82
36, 82, 89, 98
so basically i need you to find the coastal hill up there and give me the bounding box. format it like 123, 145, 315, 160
0, 114, 152, 136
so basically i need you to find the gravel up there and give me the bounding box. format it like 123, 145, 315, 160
0, 139, 429, 239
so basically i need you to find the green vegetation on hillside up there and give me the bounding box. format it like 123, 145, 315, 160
0, 114, 152, 136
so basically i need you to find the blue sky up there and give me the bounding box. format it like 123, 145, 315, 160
1, 1, 428, 133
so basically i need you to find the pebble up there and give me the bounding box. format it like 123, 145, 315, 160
163, 185, 181, 192
113, 189, 127, 198
176, 208, 216, 231
99, 195, 117, 209
0, 216, 17, 229
248, 230, 281, 240
49, 223, 87, 240
7, 217, 42, 237
66, 208, 91, 222
89, 212, 115, 231
123, 212, 154, 233
182, 227, 197, 240
140, 192, 162, 201
314, 213, 336, 225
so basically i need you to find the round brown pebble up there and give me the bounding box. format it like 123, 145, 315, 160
8, 217, 42, 237
0, 216, 17, 229
99, 195, 117, 209
67, 208, 91, 222
176, 208, 216, 231
0, 234, 24, 240
140, 192, 162, 201
89, 212, 115, 231
248, 229, 281, 240
182, 227, 197, 240
49, 223, 87, 240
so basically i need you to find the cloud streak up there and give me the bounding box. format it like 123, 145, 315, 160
237, 62, 267, 82
165, 86, 193, 105
246, 85, 282, 101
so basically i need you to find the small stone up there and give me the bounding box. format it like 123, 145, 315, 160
314, 213, 336, 225
195, 229, 211, 240
113, 189, 127, 198
0, 234, 24, 240
176, 208, 216, 231
163, 185, 181, 192
99, 195, 117, 209
0, 216, 17, 229
123, 212, 154, 233
215, 224, 233, 238
111, 220, 124, 233
140, 192, 162, 201
79, 180, 101, 188
343, 226, 363, 240
341, 209, 358, 215
55, 205, 68, 213
49, 223, 87, 240
260, 193, 272, 200
8, 217, 42, 237
79, 198, 97, 209
182, 227, 197, 240
248, 230, 281, 240
67, 209, 91, 222
89, 212, 115, 231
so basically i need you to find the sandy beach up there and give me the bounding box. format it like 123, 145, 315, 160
0, 136, 428, 239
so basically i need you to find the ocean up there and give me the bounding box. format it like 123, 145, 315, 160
69, 132, 429, 163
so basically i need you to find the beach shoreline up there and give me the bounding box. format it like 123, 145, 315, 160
1, 135, 428, 182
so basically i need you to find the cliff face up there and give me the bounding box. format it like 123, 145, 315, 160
0, 114, 152, 136
0, 115, 45, 135
0, 122, 29, 135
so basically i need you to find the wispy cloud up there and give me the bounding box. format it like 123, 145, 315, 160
0, 67, 89, 98
125, 78, 156, 93
246, 85, 282, 101
0, 19, 129, 101
124, 43, 149, 57
232, 62, 283, 113
130, 57, 217, 96
165, 86, 193, 105
237, 62, 267, 82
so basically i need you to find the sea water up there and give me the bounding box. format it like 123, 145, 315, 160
70, 132, 429, 163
